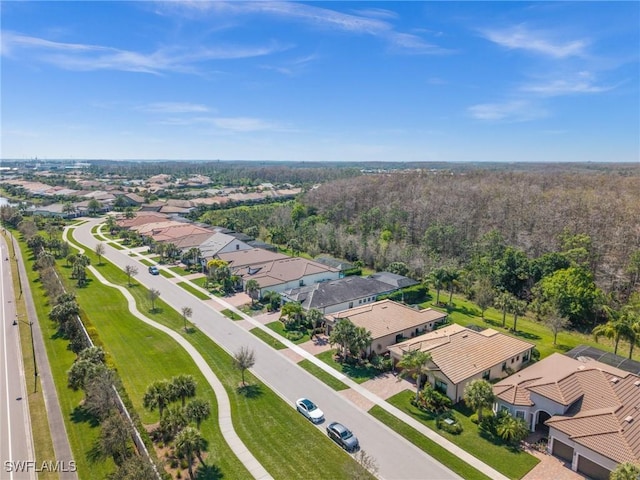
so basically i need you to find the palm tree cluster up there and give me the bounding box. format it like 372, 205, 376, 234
593, 292, 640, 358
328, 318, 373, 362
143, 375, 211, 479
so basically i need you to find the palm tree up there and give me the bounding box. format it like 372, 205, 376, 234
494, 292, 515, 328
171, 374, 197, 407
105, 215, 117, 235
329, 318, 357, 360
463, 379, 495, 422
509, 299, 528, 332
496, 413, 529, 445
280, 301, 304, 328
185, 398, 211, 429
245, 279, 260, 305
593, 309, 632, 356
181, 306, 193, 332
427, 267, 448, 306
175, 426, 207, 480
610, 462, 640, 480
142, 380, 173, 419
350, 326, 373, 359
306, 308, 325, 337
397, 349, 433, 402
233, 346, 255, 386
444, 267, 460, 306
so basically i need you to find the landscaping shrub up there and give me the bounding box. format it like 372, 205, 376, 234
413, 384, 453, 414
342, 267, 362, 277
379, 284, 428, 304
436, 412, 463, 435
285, 330, 304, 341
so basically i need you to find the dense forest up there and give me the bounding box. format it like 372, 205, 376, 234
198, 168, 640, 331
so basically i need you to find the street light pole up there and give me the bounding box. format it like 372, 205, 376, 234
14, 314, 38, 393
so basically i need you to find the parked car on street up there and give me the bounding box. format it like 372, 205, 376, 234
295, 398, 324, 423
326, 421, 359, 452
148, 265, 159, 275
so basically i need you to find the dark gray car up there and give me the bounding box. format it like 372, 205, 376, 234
326, 421, 359, 452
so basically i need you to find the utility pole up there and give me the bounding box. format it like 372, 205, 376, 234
14, 314, 38, 393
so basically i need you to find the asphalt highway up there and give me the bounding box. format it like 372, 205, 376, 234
0, 235, 36, 480
74, 219, 461, 480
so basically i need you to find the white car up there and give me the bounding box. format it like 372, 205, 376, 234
296, 398, 324, 423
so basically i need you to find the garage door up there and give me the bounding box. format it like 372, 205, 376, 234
577, 456, 610, 480
552, 439, 574, 462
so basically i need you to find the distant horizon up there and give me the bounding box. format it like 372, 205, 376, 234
2, 2, 638, 163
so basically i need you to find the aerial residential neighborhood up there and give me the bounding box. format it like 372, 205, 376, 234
1, 1, 639, 480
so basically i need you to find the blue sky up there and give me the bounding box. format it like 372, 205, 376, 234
1, 1, 638, 163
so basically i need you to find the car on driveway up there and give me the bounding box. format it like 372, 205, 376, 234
296, 398, 324, 423
148, 265, 159, 275
326, 421, 359, 452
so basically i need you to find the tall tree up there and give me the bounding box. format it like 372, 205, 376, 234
245, 279, 260, 305
100, 413, 132, 464
171, 374, 197, 407
509, 299, 528, 332
329, 318, 357, 360
181, 306, 193, 332
444, 267, 460, 306
149, 288, 161, 312
494, 292, 515, 328
280, 301, 304, 327
124, 265, 138, 287
474, 278, 495, 320
185, 398, 211, 429
463, 379, 494, 422
175, 426, 207, 480
427, 267, 448, 306
397, 349, 433, 402
541, 303, 569, 346
143, 380, 174, 419
233, 346, 255, 386
94, 243, 106, 265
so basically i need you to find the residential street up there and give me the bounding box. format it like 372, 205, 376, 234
73, 219, 461, 480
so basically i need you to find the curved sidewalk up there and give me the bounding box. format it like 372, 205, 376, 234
68, 227, 273, 480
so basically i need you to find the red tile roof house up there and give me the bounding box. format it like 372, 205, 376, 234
326, 299, 448, 356
217, 248, 341, 296
493, 353, 640, 480
389, 323, 534, 403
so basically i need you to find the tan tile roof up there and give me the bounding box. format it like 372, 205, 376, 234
495, 353, 640, 464
390, 324, 534, 385
218, 248, 288, 267
117, 212, 169, 228
133, 221, 184, 234
234, 256, 339, 288
147, 224, 213, 242
327, 300, 447, 341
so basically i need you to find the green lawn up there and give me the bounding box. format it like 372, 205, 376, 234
68, 231, 373, 479
386, 391, 539, 480
108, 242, 125, 250
297, 359, 349, 391
369, 406, 492, 480
16, 235, 116, 479
419, 293, 640, 361
169, 266, 190, 275
159, 269, 173, 278
220, 308, 243, 320
139, 258, 153, 267
265, 320, 310, 344
316, 350, 380, 384
176, 281, 210, 300
249, 328, 288, 350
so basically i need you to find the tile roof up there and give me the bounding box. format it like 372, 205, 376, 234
217, 248, 289, 267
117, 212, 169, 228
494, 353, 640, 464
328, 299, 447, 341
390, 324, 534, 385
368, 272, 419, 289
283, 276, 397, 310
232, 256, 339, 288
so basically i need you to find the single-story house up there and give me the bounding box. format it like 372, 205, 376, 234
368, 271, 419, 289
217, 250, 340, 296
282, 275, 406, 314
493, 353, 640, 480
389, 324, 534, 403
326, 299, 448, 355
199, 232, 254, 262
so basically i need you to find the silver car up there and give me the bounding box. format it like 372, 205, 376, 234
296, 398, 324, 423
326, 421, 359, 452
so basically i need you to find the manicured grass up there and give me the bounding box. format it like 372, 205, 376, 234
169, 266, 190, 275
139, 258, 153, 267
192, 276, 209, 289
297, 359, 349, 391
386, 391, 539, 479
159, 269, 173, 278
265, 320, 310, 344
316, 350, 380, 384
220, 308, 243, 321
369, 406, 492, 480
16, 235, 116, 479
68, 232, 373, 479
128, 252, 137, 257
108, 242, 125, 250
419, 293, 640, 361
2, 232, 57, 480
176, 281, 210, 300
249, 328, 288, 350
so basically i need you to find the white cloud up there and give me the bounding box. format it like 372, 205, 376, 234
520, 78, 615, 96
468, 100, 548, 122
1, 31, 286, 74
139, 102, 211, 114
210, 117, 277, 132
482, 25, 588, 58
260, 53, 319, 76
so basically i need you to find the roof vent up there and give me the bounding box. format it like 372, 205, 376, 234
625, 416, 633, 423
611, 377, 620, 384
578, 366, 586, 370
634, 380, 640, 387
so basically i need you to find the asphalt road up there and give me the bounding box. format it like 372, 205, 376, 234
0, 235, 36, 480
75, 219, 461, 480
